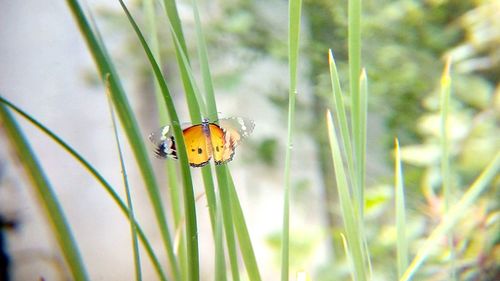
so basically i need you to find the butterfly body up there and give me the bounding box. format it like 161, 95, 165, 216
149, 117, 254, 167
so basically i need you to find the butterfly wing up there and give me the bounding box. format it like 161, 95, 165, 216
183, 124, 212, 167
149, 124, 211, 167
212, 117, 255, 165
219, 117, 255, 146
148, 126, 177, 159
208, 124, 233, 165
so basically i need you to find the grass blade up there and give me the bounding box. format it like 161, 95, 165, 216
0, 96, 168, 281
326, 110, 367, 281
64, 1, 179, 279
400, 152, 500, 281
141, 0, 187, 276
214, 196, 227, 281
394, 138, 408, 278
0, 104, 89, 281
116, 1, 200, 280
105, 83, 142, 281
328, 50, 355, 185
439, 56, 456, 280
358, 69, 367, 213
161, 0, 189, 57
281, 0, 302, 280
216, 166, 240, 281
192, 0, 218, 116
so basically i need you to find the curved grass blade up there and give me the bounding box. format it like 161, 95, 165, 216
116, 1, 199, 280
141, 0, 187, 276
64, 1, 178, 279
0, 96, 168, 281
161, 0, 207, 119
0, 104, 89, 281
400, 152, 500, 281
106, 85, 142, 281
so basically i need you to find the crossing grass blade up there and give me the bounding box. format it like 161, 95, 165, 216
394, 138, 408, 278
326, 110, 368, 281
64, 1, 180, 279
0, 96, 168, 281
194, 6, 221, 233
116, 1, 200, 280
141, 0, 188, 276
400, 152, 500, 281
106, 84, 142, 281
328, 50, 355, 184
0, 103, 89, 281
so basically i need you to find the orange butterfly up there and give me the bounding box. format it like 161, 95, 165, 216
149, 117, 255, 167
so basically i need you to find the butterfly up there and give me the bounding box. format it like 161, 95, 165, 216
149, 117, 255, 167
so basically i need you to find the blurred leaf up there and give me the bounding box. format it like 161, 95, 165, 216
400, 144, 441, 166
257, 138, 279, 166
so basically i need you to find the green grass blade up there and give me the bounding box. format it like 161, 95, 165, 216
214, 196, 228, 281
216, 166, 240, 281
348, 0, 364, 218
440, 57, 452, 208
281, 0, 302, 280
439, 56, 456, 280
339, 233, 355, 281
0, 104, 89, 281
400, 152, 500, 281
394, 138, 408, 278
106, 85, 142, 281
326, 110, 367, 281
328, 50, 355, 184
161, 0, 189, 57
228, 172, 263, 281
358, 69, 367, 214
64, 2, 179, 279
161, 0, 207, 120
141, 0, 186, 275
358, 69, 371, 278
192, 0, 218, 116
0, 96, 168, 281
115, 1, 199, 280
191, 4, 262, 280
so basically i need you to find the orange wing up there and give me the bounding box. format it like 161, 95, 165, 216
183, 125, 212, 167
209, 124, 235, 165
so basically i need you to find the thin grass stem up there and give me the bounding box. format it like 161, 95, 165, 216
105, 82, 142, 281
